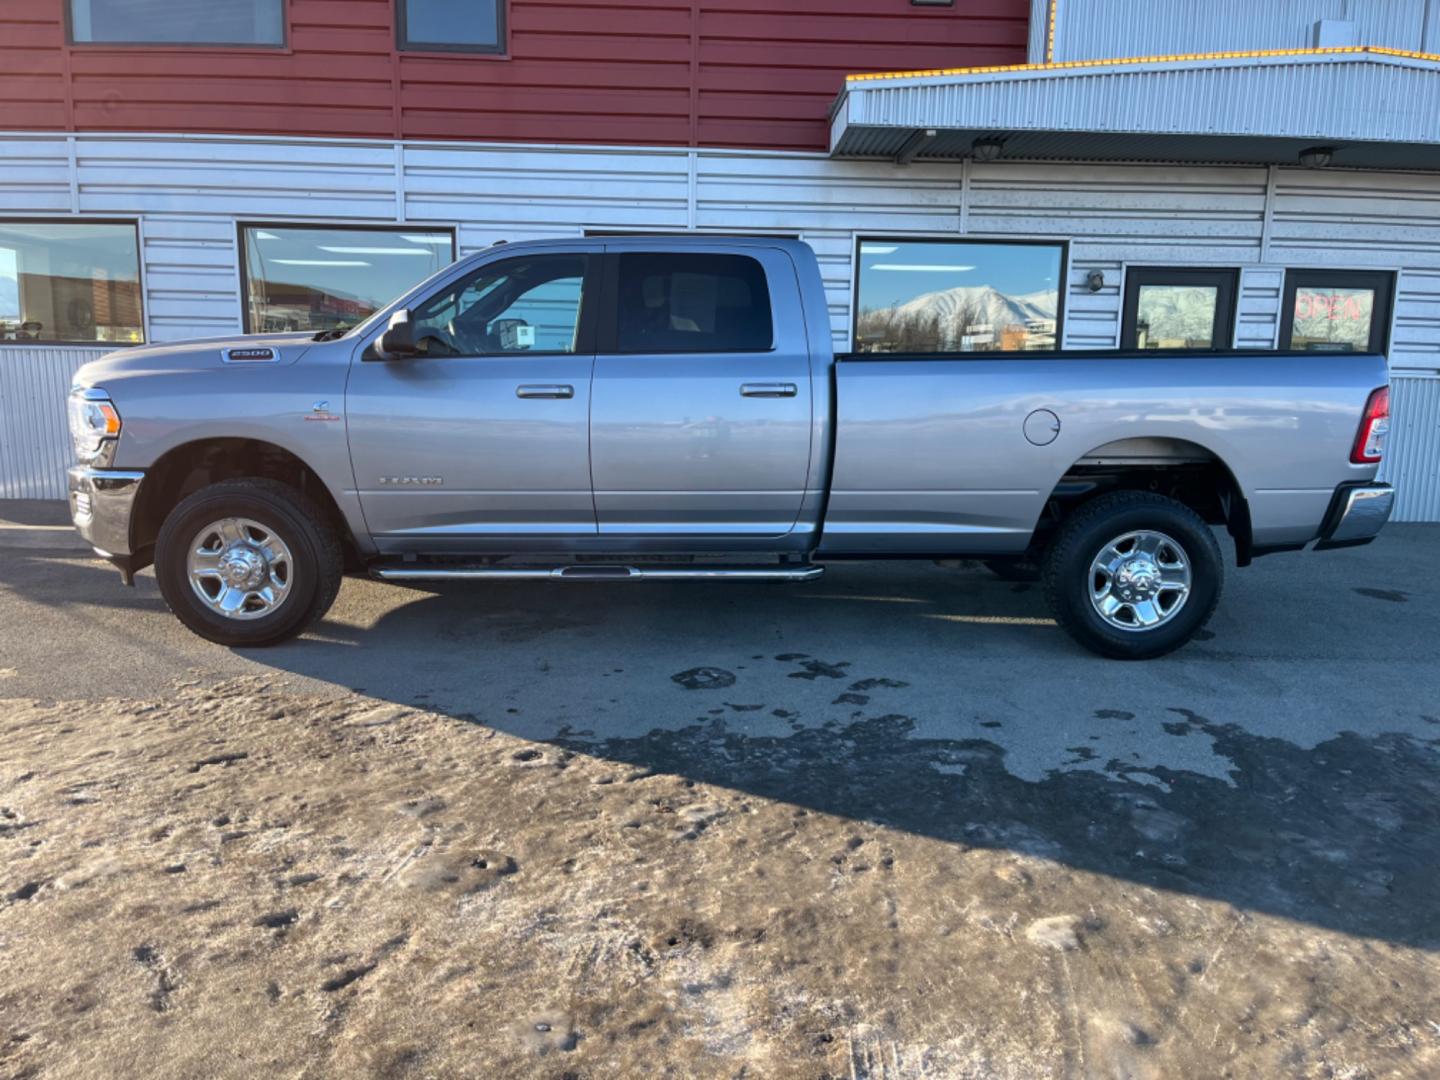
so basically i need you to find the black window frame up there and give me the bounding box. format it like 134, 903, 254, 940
850, 235, 1069, 355
65, 0, 289, 48
396, 251, 600, 359
1121, 266, 1239, 352
598, 251, 776, 356
238, 221, 457, 336
1278, 268, 1394, 355
0, 217, 146, 347
397, 0, 507, 55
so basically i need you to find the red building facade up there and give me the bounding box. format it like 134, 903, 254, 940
2, 0, 1029, 150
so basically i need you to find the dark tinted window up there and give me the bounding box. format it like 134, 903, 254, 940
400, 0, 503, 52
1280, 270, 1393, 353
615, 253, 772, 354
70, 0, 284, 45
1121, 267, 1238, 351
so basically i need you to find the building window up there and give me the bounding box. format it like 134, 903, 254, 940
853, 238, 1063, 353
0, 221, 143, 345
398, 0, 504, 53
1121, 267, 1238, 351
68, 0, 285, 46
240, 225, 455, 335
409, 254, 591, 356
1279, 269, 1393, 354
613, 253, 773, 354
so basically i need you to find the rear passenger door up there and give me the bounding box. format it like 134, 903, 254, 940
588, 245, 815, 540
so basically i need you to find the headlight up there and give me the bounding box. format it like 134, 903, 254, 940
68, 387, 122, 465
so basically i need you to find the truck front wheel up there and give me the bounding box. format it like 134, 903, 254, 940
154, 478, 343, 647
1041, 491, 1222, 660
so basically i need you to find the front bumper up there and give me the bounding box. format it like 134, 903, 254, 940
1315, 482, 1394, 550
68, 466, 144, 559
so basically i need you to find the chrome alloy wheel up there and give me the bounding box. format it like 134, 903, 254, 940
1087, 529, 1192, 632
186, 517, 294, 620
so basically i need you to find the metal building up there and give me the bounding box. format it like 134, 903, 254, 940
2, 0, 1437, 518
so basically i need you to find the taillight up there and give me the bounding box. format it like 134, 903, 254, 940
1350, 386, 1390, 464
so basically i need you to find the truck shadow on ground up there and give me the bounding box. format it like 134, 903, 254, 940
321, 579, 1440, 952
11, 551, 1440, 951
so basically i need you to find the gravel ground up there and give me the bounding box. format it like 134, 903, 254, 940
1, 515, 1438, 1078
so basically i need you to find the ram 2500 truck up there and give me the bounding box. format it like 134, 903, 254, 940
67, 237, 1394, 659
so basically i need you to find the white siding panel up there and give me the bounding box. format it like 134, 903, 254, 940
75, 138, 399, 220
969, 163, 1267, 264
141, 217, 243, 339
798, 230, 860, 348
1235, 267, 1284, 350
1063, 258, 1122, 348
696, 153, 961, 234
0, 347, 108, 500
1378, 375, 1440, 522
0, 137, 73, 213
1392, 269, 1440, 370
406, 145, 690, 232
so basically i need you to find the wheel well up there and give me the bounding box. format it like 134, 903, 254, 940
131, 438, 358, 569
1036, 440, 1254, 566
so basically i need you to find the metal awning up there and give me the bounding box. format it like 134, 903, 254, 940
830, 48, 1440, 170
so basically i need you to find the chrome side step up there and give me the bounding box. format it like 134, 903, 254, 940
373, 563, 824, 583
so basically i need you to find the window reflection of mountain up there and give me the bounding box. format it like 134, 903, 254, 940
857, 284, 1058, 353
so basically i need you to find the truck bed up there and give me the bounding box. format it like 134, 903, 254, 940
817, 350, 1389, 556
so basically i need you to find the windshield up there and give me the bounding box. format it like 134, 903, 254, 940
335, 253, 485, 342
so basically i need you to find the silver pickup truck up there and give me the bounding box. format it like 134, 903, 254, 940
67, 237, 1393, 659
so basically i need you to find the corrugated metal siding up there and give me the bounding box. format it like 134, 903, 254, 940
5, 133, 1440, 517
836, 54, 1440, 153
1379, 375, 1440, 522
0, 347, 107, 500
3, 0, 1029, 153
1236, 267, 1284, 349
1055, 0, 1429, 62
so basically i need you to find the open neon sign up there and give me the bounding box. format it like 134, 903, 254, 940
1295, 290, 1372, 321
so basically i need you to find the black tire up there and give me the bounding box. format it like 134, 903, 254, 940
154, 478, 343, 647
1041, 491, 1222, 660
982, 558, 1041, 583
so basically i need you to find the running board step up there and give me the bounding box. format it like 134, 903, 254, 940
373, 563, 823, 583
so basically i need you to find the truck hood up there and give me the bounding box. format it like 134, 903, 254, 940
72, 332, 321, 388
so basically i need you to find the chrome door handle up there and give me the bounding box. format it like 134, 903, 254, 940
740, 382, 798, 398
516, 384, 574, 399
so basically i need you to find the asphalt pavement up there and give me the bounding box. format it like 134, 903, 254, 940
2, 505, 1437, 789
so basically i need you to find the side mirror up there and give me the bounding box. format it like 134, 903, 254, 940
375, 309, 418, 360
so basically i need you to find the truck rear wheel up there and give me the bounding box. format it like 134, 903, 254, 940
154, 478, 343, 647
1041, 491, 1222, 660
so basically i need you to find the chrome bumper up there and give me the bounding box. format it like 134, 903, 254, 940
68, 466, 144, 558
1316, 482, 1394, 550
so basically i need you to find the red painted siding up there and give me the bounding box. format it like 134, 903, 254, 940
1, 0, 1029, 151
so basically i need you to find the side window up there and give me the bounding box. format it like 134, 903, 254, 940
1279, 269, 1393, 354
615, 253, 773, 354
1121, 267, 1238, 351
410, 254, 588, 357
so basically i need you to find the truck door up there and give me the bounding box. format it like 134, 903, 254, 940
346, 249, 600, 550
589, 246, 814, 540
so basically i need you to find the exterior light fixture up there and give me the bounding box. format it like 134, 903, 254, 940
1299, 146, 1335, 168
971, 137, 1005, 163
1086, 270, 1106, 293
